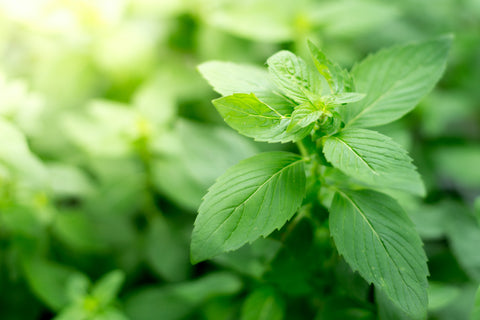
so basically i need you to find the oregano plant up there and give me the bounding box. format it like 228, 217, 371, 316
192, 36, 452, 319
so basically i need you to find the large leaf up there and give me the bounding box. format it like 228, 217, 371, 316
191, 152, 306, 263
213, 93, 313, 143
323, 128, 425, 195
198, 61, 294, 114
330, 189, 428, 319
342, 36, 452, 128
267, 50, 322, 103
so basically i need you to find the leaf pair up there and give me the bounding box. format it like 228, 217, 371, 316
322, 36, 451, 318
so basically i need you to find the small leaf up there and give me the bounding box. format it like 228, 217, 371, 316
191, 152, 306, 263
323, 128, 425, 196
330, 189, 428, 319
213, 93, 313, 143
241, 287, 285, 320
287, 103, 323, 132
91, 270, 125, 307
342, 36, 452, 128
198, 61, 294, 114
307, 40, 353, 93
267, 51, 322, 103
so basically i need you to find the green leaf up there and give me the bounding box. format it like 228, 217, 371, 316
213, 93, 313, 143
327, 92, 366, 105
241, 287, 285, 320
125, 272, 242, 320
91, 270, 125, 306
330, 189, 428, 319
267, 50, 322, 103
0, 119, 47, 188
198, 61, 294, 114
376, 288, 410, 320
22, 258, 85, 311
191, 151, 306, 263
307, 40, 353, 93
476, 197, 480, 226
433, 145, 480, 188
472, 285, 480, 320
145, 216, 190, 282
287, 103, 323, 132
444, 206, 480, 281
323, 128, 425, 196
52, 210, 106, 252
428, 282, 461, 312
342, 36, 452, 128
213, 238, 281, 279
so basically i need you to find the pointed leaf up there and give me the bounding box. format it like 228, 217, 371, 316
323, 128, 425, 195
191, 152, 306, 263
308, 40, 353, 93
213, 93, 313, 143
267, 51, 322, 103
287, 103, 323, 132
330, 189, 428, 319
198, 61, 294, 114
342, 36, 452, 128
91, 270, 125, 306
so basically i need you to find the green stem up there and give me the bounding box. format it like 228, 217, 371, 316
296, 139, 310, 159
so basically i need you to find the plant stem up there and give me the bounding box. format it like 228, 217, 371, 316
297, 139, 310, 159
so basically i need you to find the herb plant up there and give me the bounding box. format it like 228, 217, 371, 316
194, 37, 452, 319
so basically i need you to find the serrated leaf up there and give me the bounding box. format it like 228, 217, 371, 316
198, 61, 294, 114
376, 288, 410, 320
213, 93, 313, 143
342, 36, 452, 128
323, 128, 425, 196
191, 152, 306, 263
307, 40, 353, 93
241, 287, 285, 320
267, 51, 322, 103
287, 103, 323, 132
330, 189, 428, 319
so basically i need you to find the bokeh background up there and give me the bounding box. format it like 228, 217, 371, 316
0, 0, 479, 319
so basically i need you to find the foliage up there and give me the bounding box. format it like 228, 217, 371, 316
0, 0, 479, 319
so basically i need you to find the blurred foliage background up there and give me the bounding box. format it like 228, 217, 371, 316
0, 0, 479, 319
